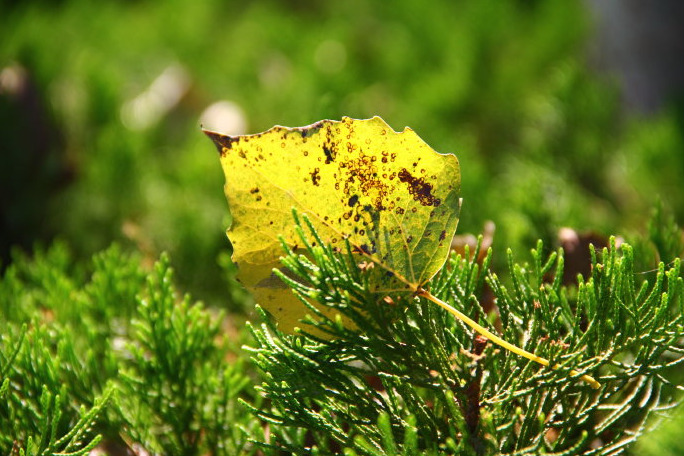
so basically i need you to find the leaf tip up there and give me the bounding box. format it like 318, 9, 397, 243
203, 129, 237, 155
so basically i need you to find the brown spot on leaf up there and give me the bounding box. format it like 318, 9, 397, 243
337, 150, 390, 212
310, 168, 321, 186
398, 168, 440, 207
323, 145, 335, 164
352, 244, 372, 255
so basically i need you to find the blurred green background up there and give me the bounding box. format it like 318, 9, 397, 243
2, 0, 684, 452
2, 0, 683, 313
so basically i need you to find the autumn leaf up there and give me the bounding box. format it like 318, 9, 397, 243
205, 116, 460, 329
205, 116, 599, 388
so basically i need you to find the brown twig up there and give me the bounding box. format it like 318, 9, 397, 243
464, 335, 488, 446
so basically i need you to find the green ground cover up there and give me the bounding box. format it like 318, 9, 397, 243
2, 0, 683, 454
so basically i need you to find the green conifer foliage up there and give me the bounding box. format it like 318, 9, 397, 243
1, 212, 682, 455
0, 246, 257, 455
245, 216, 684, 455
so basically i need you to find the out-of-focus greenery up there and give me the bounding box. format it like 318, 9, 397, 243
638, 405, 684, 456
2, 0, 684, 454
2, 0, 682, 309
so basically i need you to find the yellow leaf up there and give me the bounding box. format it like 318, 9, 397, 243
205, 116, 460, 331
205, 116, 599, 388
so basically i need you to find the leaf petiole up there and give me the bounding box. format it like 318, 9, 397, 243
416, 289, 600, 389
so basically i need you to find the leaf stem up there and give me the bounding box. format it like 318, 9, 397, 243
417, 289, 600, 389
